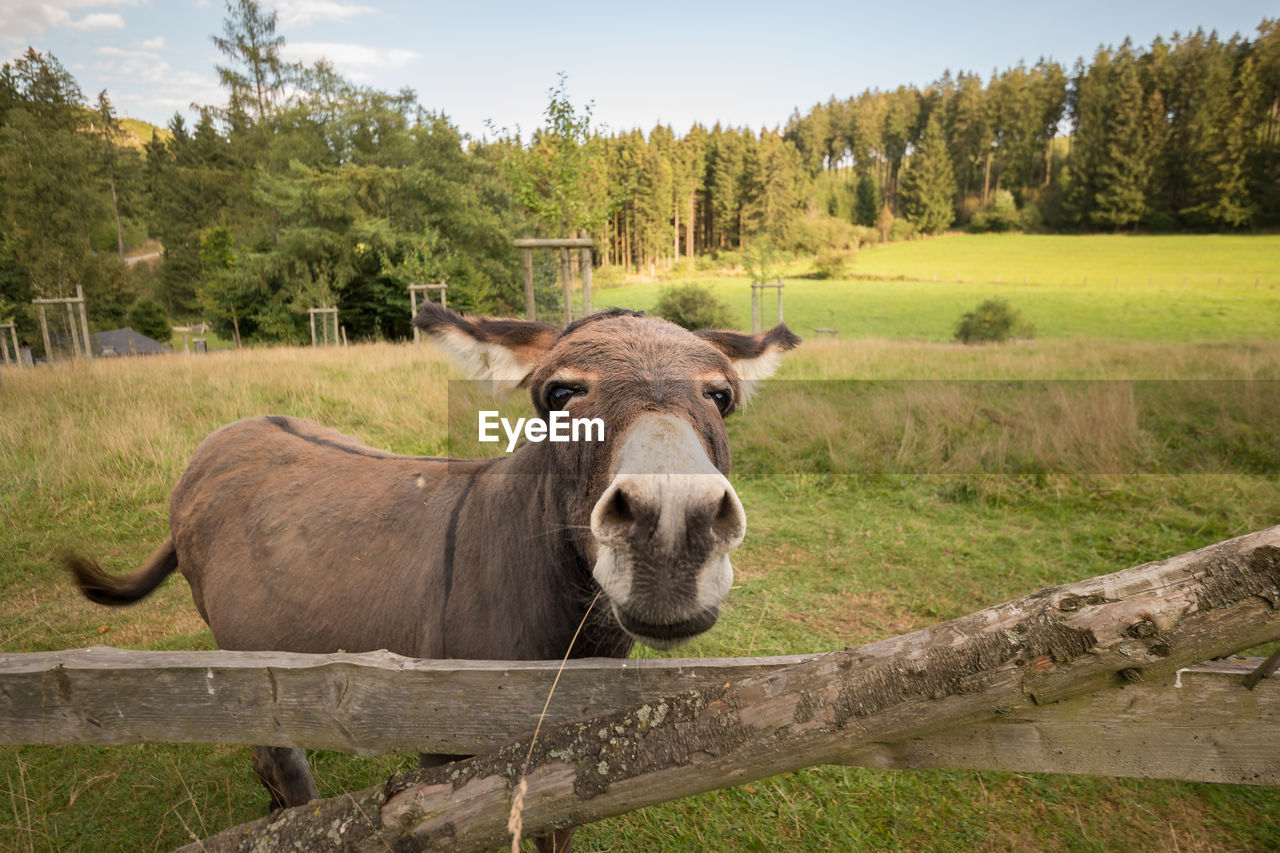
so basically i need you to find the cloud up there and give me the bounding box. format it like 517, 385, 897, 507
0, 2, 141, 43
282, 40, 420, 80
89, 43, 225, 119
273, 1, 376, 28
68, 12, 124, 30
141, 35, 164, 50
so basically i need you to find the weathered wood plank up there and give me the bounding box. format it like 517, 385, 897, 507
513, 237, 594, 248
0, 647, 817, 754
2, 649, 1274, 786
845, 659, 1279, 785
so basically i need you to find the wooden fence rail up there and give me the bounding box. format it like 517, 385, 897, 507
0, 649, 1274, 787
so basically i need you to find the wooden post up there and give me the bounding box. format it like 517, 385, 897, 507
37, 304, 51, 361
309, 310, 317, 347
410, 287, 419, 343
561, 247, 572, 325
776, 279, 784, 325
65, 300, 81, 358
77, 284, 92, 360
751, 283, 760, 333
581, 247, 592, 316
523, 248, 535, 320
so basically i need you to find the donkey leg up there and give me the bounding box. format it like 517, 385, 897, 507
252, 746, 317, 811
534, 828, 576, 853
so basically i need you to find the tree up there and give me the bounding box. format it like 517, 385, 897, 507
853, 171, 880, 227
198, 227, 251, 346
127, 298, 172, 342
211, 0, 295, 132
92, 91, 126, 261
706, 125, 746, 250
876, 202, 894, 242
740, 130, 803, 245
1197, 52, 1262, 227
509, 74, 610, 239
1090, 49, 1152, 229
898, 112, 957, 234
0, 49, 100, 299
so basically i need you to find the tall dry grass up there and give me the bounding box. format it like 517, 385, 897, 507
1, 343, 453, 504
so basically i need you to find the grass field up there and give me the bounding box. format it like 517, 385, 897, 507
594, 234, 1280, 342
3, 234, 1280, 851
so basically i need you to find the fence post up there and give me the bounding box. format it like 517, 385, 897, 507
523, 248, 535, 321
77, 285, 92, 360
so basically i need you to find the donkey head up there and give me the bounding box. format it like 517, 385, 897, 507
414, 303, 798, 649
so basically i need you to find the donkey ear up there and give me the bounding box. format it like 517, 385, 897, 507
413, 302, 558, 392
694, 324, 801, 402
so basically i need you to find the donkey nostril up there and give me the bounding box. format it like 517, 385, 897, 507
602, 488, 634, 528
712, 490, 744, 539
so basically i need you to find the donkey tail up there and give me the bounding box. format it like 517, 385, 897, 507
66, 538, 179, 606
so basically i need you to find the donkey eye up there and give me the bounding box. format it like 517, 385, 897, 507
545, 384, 580, 411
704, 387, 733, 415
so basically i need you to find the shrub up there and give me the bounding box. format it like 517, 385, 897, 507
126, 298, 172, 343
791, 213, 858, 255
954, 298, 1036, 344
851, 225, 879, 249
812, 248, 853, 280
888, 217, 917, 242
968, 189, 1022, 233
652, 283, 734, 331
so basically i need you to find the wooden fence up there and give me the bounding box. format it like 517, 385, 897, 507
2, 524, 1277, 851
2, 649, 1274, 786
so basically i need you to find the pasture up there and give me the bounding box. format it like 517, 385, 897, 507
3, 328, 1279, 851
597, 234, 1280, 342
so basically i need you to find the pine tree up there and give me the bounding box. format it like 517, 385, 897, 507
1091, 49, 1151, 229
898, 113, 957, 234
947, 72, 990, 203
211, 0, 294, 129
854, 171, 880, 226
1204, 53, 1261, 227
0, 49, 101, 299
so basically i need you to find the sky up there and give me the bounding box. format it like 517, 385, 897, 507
1, 1, 1275, 141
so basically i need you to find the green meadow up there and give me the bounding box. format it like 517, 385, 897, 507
3, 234, 1280, 851
595, 234, 1280, 342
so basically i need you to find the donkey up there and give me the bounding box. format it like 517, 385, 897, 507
69, 303, 798, 850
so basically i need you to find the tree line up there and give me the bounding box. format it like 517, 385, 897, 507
1, 1, 1277, 350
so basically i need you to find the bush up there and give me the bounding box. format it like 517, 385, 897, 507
954, 298, 1036, 344
791, 213, 858, 254
652, 283, 734, 331
851, 225, 880, 249
126, 298, 172, 343
812, 248, 853, 280
968, 189, 1022, 233
888, 217, 917, 242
